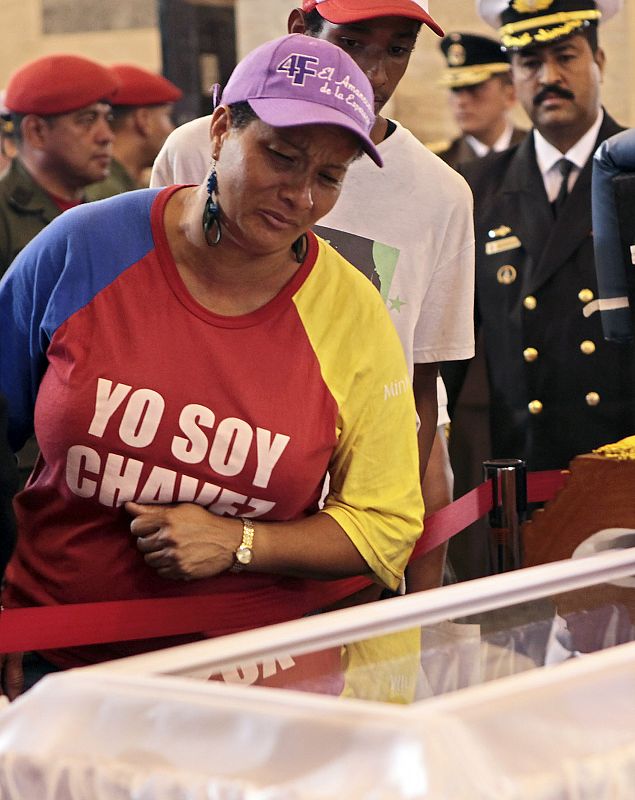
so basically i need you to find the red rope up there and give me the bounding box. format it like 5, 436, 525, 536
410, 468, 568, 560
0, 576, 372, 653
527, 469, 569, 504
0, 469, 570, 653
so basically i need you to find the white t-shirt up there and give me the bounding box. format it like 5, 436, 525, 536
151, 115, 213, 190
150, 118, 476, 426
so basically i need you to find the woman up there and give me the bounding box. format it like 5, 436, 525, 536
0, 34, 423, 694
0, 393, 17, 576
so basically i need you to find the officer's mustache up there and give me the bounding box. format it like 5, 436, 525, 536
533, 84, 575, 105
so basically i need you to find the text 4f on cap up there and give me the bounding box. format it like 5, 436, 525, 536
221, 33, 383, 166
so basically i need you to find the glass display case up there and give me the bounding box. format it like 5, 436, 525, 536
0, 544, 634, 798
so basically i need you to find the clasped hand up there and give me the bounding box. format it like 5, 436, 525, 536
126, 502, 242, 581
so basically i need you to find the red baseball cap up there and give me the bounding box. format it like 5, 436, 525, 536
4, 54, 119, 115
109, 64, 183, 106
302, 0, 444, 35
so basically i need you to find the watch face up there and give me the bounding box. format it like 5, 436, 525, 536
236, 545, 252, 565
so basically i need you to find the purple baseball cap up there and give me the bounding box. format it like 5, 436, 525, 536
221, 34, 382, 167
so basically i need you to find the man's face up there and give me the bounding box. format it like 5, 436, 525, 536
511, 33, 604, 137
448, 76, 515, 140
144, 103, 176, 165
41, 102, 114, 187
311, 16, 420, 114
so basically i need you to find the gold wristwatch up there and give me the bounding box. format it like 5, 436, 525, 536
231, 518, 255, 573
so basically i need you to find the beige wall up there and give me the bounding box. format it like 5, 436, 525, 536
0, 0, 160, 87
1, 0, 634, 144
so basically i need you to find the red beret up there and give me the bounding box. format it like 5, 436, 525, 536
109, 64, 183, 106
5, 54, 119, 115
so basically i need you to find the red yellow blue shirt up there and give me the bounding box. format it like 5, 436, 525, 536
0, 187, 423, 666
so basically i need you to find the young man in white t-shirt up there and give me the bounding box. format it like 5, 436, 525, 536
151, 0, 475, 591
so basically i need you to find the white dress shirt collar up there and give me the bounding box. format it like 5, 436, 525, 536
534, 110, 604, 201
466, 121, 515, 158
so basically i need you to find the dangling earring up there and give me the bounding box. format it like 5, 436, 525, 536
202, 85, 223, 246
291, 233, 308, 264
202, 165, 221, 246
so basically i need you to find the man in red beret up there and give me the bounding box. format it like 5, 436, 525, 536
0, 53, 119, 276
0, 53, 119, 490
87, 65, 182, 200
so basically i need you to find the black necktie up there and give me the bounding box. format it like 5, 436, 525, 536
552, 158, 574, 217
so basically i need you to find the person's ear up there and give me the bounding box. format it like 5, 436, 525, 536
133, 107, 152, 137
210, 104, 231, 157
21, 114, 49, 149
594, 46, 606, 80
288, 8, 307, 34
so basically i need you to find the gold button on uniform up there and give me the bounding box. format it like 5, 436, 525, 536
523, 295, 537, 310
580, 340, 596, 355
528, 400, 543, 415
523, 347, 539, 362
586, 392, 600, 407
578, 289, 594, 303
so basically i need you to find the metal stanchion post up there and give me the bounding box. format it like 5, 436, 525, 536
483, 459, 527, 573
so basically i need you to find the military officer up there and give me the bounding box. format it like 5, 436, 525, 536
86, 64, 182, 200
0, 54, 119, 276
447, 0, 634, 505
431, 32, 526, 170
434, 31, 528, 580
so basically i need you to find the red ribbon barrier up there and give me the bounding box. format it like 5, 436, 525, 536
0, 469, 570, 654
410, 468, 568, 561
0, 577, 373, 654
527, 469, 569, 504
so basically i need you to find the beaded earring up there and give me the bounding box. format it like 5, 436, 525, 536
202, 85, 223, 247
202, 165, 221, 246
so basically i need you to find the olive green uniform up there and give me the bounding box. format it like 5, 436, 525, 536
0, 159, 64, 481
0, 158, 60, 276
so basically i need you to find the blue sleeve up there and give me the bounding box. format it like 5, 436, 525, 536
0, 190, 159, 451
592, 129, 635, 342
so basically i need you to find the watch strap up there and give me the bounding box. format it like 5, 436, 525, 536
230, 517, 255, 573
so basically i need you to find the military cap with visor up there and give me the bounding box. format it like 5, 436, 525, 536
301, 0, 444, 36
439, 32, 511, 88
4, 54, 119, 115
478, 0, 622, 51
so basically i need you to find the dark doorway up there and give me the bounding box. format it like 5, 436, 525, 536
159, 0, 237, 125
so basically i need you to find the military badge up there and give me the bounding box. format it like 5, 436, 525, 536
486, 236, 522, 255
447, 43, 466, 67
488, 225, 512, 239
496, 265, 517, 285
512, 0, 554, 12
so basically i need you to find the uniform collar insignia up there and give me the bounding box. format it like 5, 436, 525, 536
488, 225, 513, 239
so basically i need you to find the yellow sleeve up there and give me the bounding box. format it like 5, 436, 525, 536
340, 628, 421, 705
293, 239, 424, 590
